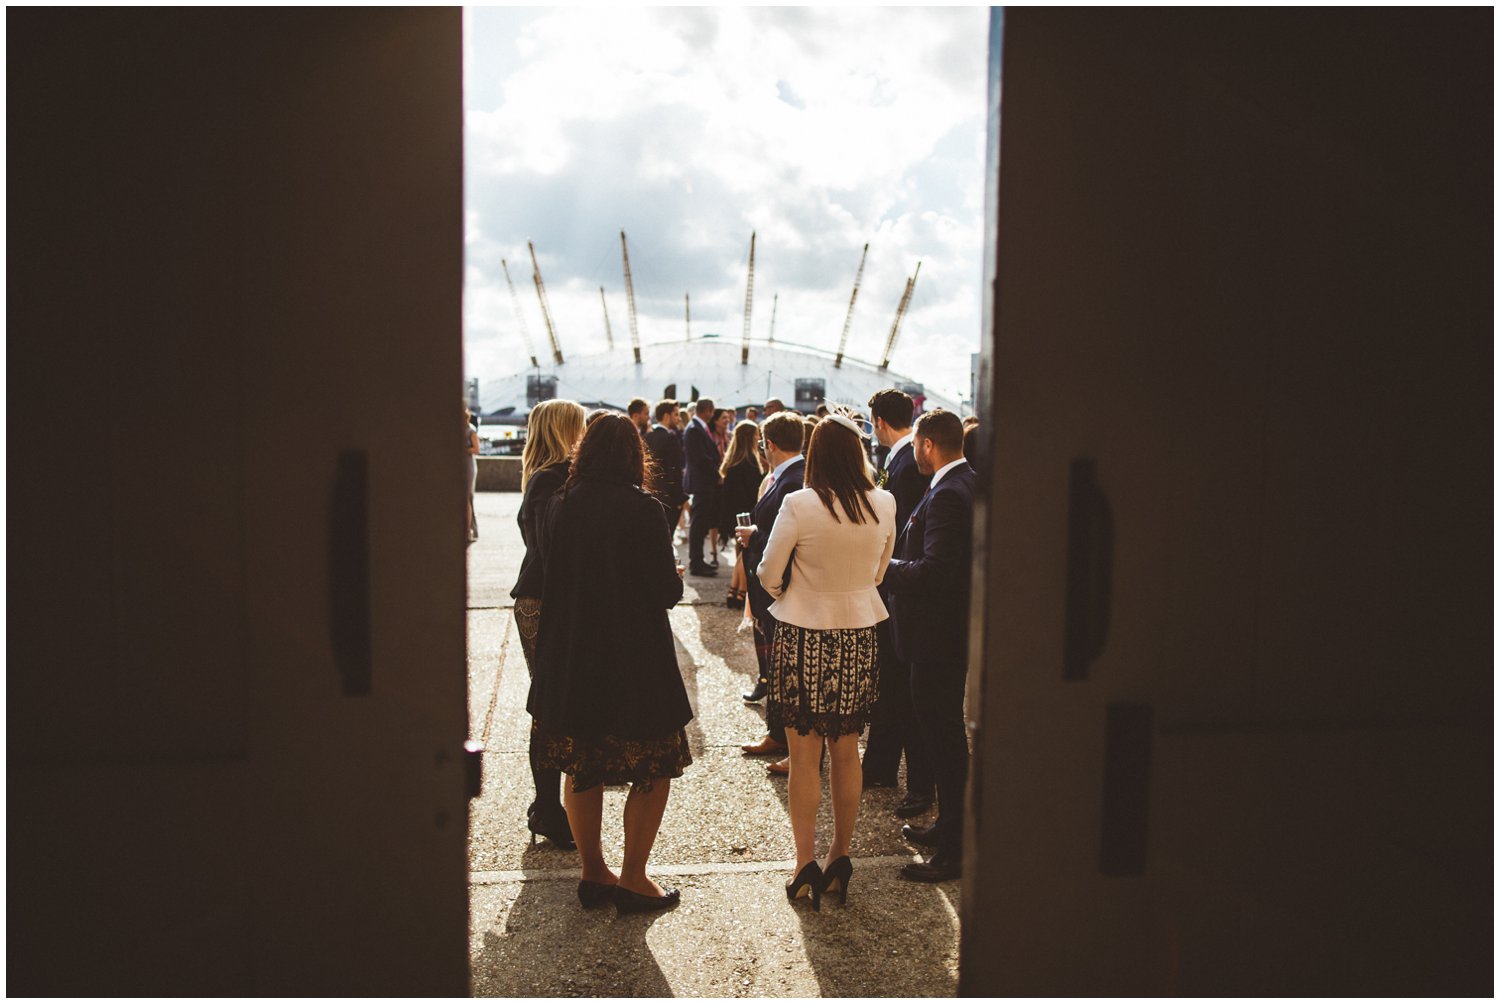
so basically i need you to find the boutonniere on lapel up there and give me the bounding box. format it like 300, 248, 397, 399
875, 467, 889, 489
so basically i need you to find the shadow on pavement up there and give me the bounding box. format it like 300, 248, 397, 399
475, 876, 675, 997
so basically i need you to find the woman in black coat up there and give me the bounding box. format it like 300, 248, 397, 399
531, 413, 694, 915
511, 399, 587, 849
718, 419, 767, 607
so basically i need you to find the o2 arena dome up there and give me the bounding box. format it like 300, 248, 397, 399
478, 334, 959, 422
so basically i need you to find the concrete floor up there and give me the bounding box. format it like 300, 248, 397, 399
466, 492, 960, 997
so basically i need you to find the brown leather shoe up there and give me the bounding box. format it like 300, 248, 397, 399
741, 736, 788, 757
767, 757, 790, 776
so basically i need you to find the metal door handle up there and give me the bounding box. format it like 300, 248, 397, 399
1064, 458, 1114, 681
329, 449, 372, 696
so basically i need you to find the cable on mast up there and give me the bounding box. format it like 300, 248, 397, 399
599, 287, 614, 350
880, 260, 921, 371
741, 231, 756, 365
501, 258, 540, 369
620, 230, 642, 364
834, 243, 869, 368
528, 240, 564, 365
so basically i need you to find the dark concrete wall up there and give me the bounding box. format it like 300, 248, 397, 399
963, 9, 1491, 995
8, 10, 470, 994
477, 456, 524, 492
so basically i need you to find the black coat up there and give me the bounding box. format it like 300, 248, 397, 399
884, 464, 977, 666
528, 477, 693, 740
744, 458, 805, 624
643, 424, 688, 508
510, 461, 568, 600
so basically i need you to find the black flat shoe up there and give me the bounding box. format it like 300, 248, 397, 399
689, 564, 718, 577
577, 879, 616, 908
901, 823, 941, 848
742, 681, 768, 703
894, 795, 934, 819
612, 884, 681, 915
819, 856, 853, 906
785, 861, 822, 911
527, 809, 577, 851
900, 855, 961, 883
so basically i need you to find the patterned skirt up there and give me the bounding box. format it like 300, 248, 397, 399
520, 597, 693, 792
768, 621, 879, 738
532, 722, 693, 793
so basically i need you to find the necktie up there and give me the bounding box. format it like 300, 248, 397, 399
905, 485, 930, 533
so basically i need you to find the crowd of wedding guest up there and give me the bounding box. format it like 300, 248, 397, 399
506, 386, 978, 914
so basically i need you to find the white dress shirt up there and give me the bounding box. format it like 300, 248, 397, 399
883, 433, 914, 470
757, 487, 897, 629
770, 452, 803, 481
928, 457, 968, 489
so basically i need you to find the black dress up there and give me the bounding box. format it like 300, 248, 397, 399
718, 456, 763, 539
529, 476, 694, 791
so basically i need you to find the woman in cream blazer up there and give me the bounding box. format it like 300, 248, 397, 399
756, 413, 895, 908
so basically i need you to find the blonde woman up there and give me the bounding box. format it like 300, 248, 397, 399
718, 420, 766, 608
510, 398, 587, 849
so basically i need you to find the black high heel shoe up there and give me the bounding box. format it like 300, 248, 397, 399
527, 809, 577, 851
785, 861, 822, 910
577, 879, 616, 908
612, 884, 681, 915
819, 856, 853, 905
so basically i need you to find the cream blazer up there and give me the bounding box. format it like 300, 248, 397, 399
756, 487, 897, 630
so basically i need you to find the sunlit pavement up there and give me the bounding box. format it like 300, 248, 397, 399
466, 492, 960, 997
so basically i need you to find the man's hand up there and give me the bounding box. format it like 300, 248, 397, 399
734, 525, 755, 546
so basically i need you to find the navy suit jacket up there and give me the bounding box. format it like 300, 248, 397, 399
883, 463, 977, 666
744, 458, 805, 624
643, 424, 687, 508
683, 419, 720, 497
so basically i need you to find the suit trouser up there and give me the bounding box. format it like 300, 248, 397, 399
688, 488, 715, 565
909, 658, 968, 859
862, 622, 935, 796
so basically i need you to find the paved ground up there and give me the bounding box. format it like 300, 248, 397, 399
466, 492, 960, 997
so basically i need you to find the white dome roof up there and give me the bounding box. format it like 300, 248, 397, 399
478, 336, 960, 417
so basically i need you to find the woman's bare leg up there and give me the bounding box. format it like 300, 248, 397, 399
823, 732, 862, 867
619, 779, 672, 896
563, 777, 615, 885
785, 729, 824, 870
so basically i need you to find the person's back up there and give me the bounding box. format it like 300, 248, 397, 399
533, 477, 687, 739
760, 486, 895, 630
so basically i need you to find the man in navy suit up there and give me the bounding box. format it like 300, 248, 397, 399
882, 409, 977, 882
683, 397, 722, 576
733, 411, 807, 762
643, 399, 687, 532
861, 389, 937, 818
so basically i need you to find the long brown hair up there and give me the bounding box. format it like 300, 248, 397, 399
720, 419, 766, 478
563, 412, 658, 496
803, 419, 879, 524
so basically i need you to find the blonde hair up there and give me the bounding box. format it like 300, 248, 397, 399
521, 399, 585, 489
720, 419, 766, 479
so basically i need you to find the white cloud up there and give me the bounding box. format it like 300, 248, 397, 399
464, 6, 988, 398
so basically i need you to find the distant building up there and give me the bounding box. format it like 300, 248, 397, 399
479, 336, 960, 420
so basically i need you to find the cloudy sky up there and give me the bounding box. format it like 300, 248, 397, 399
464, 6, 990, 400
